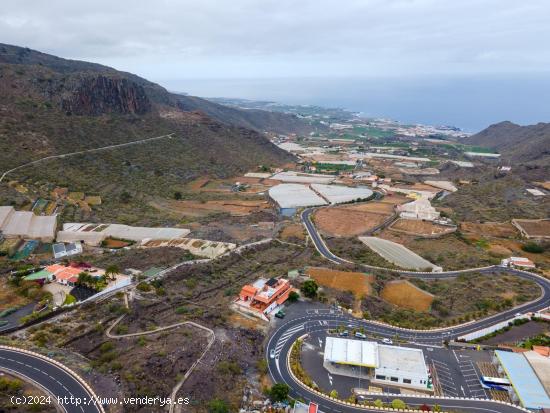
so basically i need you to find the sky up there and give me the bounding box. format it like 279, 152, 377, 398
1, 0, 550, 129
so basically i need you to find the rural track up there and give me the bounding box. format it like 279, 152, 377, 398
106, 314, 215, 413
0, 133, 175, 184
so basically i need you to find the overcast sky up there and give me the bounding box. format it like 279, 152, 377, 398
1, 0, 549, 84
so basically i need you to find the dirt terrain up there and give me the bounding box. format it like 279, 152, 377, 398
460, 222, 519, 238
380, 280, 434, 311
513, 219, 550, 238
306, 267, 373, 297
314, 196, 407, 237
279, 223, 306, 241
152, 198, 272, 217
389, 219, 455, 236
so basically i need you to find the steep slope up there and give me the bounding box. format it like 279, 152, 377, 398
464, 121, 550, 165
176, 94, 318, 135
0, 43, 314, 133
0, 43, 295, 224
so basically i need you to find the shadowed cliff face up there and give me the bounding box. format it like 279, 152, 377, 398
61, 75, 151, 115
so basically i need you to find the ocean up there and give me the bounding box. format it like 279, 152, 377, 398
162, 74, 550, 133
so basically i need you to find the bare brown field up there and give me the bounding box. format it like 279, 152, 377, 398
390, 219, 455, 236
280, 224, 306, 241
533, 181, 550, 190
460, 222, 519, 238
314, 197, 406, 237
187, 177, 210, 191
513, 219, 550, 238
102, 238, 131, 248
306, 267, 374, 297
380, 280, 434, 311
315, 208, 388, 237
152, 198, 272, 217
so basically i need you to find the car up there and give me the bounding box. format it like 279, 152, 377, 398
354, 332, 367, 339
270, 349, 276, 359
515, 313, 523, 317
382, 338, 393, 344
338, 330, 349, 337
274, 310, 285, 319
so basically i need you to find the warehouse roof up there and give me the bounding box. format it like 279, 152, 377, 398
496, 350, 550, 410
324, 337, 378, 367
378, 344, 428, 378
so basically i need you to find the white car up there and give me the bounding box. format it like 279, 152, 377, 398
382, 338, 393, 345
270, 349, 276, 359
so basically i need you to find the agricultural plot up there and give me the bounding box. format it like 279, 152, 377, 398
380, 280, 434, 311
306, 267, 374, 297
460, 222, 519, 238
314, 196, 406, 237
358, 236, 441, 271
512, 219, 550, 239
152, 198, 272, 217
389, 219, 455, 237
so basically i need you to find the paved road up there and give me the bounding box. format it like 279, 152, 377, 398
270, 208, 550, 411
0, 133, 175, 183
266, 309, 528, 413
0, 347, 103, 412
301, 207, 550, 321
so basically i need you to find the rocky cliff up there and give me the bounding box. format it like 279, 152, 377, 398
61, 75, 151, 115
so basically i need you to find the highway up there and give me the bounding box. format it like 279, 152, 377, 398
263, 207, 550, 412
0, 347, 103, 412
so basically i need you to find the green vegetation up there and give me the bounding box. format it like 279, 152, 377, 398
522, 242, 544, 254
300, 280, 318, 298
208, 399, 229, 413
63, 294, 77, 306
269, 383, 290, 402
521, 333, 550, 349
288, 291, 300, 302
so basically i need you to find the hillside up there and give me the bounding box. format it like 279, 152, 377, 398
464, 121, 550, 165
0, 43, 295, 224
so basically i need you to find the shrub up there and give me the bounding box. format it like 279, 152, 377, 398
300, 280, 318, 298
522, 242, 544, 253
269, 383, 290, 402
391, 399, 406, 409
288, 291, 299, 302
208, 399, 229, 413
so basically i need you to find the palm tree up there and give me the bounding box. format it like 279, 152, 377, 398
105, 264, 120, 281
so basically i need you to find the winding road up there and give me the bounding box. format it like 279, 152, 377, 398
263, 207, 550, 412
0, 346, 104, 413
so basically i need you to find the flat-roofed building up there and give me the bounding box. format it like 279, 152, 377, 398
323, 337, 430, 391
234, 277, 294, 321
494, 350, 550, 411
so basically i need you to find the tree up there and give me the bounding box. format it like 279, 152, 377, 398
391, 399, 406, 409
522, 242, 544, 253
269, 383, 290, 402
174, 191, 182, 200
208, 399, 229, 413
288, 291, 299, 302
119, 191, 132, 203
105, 265, 120, 281
300, 280, 318, 298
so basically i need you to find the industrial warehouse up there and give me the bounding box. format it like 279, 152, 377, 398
323, 337, 431, 392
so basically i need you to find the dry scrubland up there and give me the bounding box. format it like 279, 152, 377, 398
5, 242, 327, 413
460, 222, 519, 238
280, 223, 306, 241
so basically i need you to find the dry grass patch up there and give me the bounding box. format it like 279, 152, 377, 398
380, 280, 434, 312
306, 267, 373, 297
390, 219, 455, 236
280, 224, 306, 241
460, 222, 519, 238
